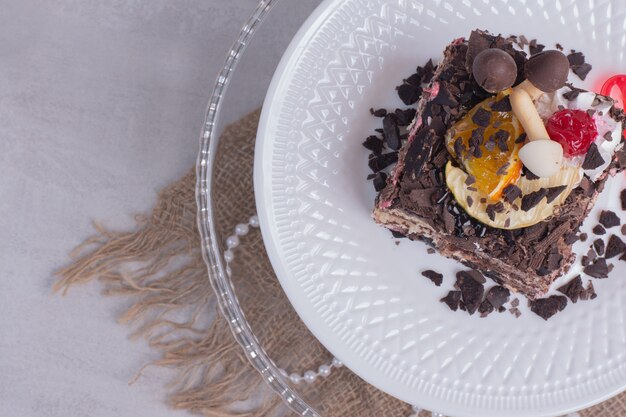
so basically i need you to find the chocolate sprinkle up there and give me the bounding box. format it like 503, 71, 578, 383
593, 224, 606, 235
521, 189, 548, 211
584, 258, 610, 278
485, 285, 511, 309
599, 210, 620, 228
582, 143, 605, 170
545, 185, 567, 204
557, 275, 585, 303
529, 295, 568, 320
471, 107, 491, 127
605, 235, 626, 259
440, 290, 462, 311
421, 270, 443, 286
593, 238, 605, 256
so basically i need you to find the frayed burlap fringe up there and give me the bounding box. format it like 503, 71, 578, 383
54, 109, 624, 417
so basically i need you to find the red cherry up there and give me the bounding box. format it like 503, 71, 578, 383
546, 109, 598, 156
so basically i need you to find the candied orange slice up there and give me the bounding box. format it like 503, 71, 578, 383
445, 90, 524, 201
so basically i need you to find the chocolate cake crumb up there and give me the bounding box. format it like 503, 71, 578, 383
580, 281, 597, 301
529, 295, 568, 320
441, 290, 462, 311
605, 235, 626, 259
456, 270, 485, 315
371, 172, 388, 192
545, 185, 567, 204
579, 233, 588, 242
511, 298, 520, 308
593, 239, 605, 256
479, 299, 494, 317
558, 275, 585, 303
582, 143, 605, 170
421, 270, 443, 286
521, 189, 548, 211
370, 108, 387, 117
491, 96, 512, 112
368, 152, 398, 173
427, 248, 436, 254
362, 136, 384, 154
599, 210, 620, 228
502, 184, 522, 203
472, 107, 491, 127
593, 224, 606, 235
621, 189, 626, 211
383, 114, 401, 150
584, 258, 609, 278
486, 285, 511, 309
509, 307, 522, 318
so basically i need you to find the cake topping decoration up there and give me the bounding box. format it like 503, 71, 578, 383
546, 109, 598, 156
525, 50, 570, 93
472, 48, 518, 93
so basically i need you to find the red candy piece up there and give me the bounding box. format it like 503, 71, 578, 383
546, 109, 598, 156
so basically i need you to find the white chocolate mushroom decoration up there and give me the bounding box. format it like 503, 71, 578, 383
511, 51, 571, 178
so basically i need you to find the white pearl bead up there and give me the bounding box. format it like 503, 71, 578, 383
249, 215, 260, 228
226, 235, 239, 248
235, 223, 249, 236
303, 370, 317, 383
224, 250, 234, 262
289, 373, 301, 384
318, 364, 331, 377
331, 358, 343, 368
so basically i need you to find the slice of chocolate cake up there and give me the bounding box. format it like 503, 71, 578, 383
373, 30, 625, 300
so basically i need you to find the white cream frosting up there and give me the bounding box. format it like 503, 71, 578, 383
535, 87, 623, 181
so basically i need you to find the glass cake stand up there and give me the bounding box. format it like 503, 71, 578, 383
196, 1, 333, 416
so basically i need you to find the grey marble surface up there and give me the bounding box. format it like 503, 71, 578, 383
0, 1, 276, 416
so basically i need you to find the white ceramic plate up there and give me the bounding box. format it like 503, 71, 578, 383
254, 1, 626, 416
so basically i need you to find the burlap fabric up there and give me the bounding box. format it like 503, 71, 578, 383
55, 109, 624, 416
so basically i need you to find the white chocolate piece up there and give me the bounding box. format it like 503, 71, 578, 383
518, 139, 563, 178
510, 80, 564, 177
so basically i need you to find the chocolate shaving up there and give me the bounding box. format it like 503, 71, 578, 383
362, 135, 384, 154
486, 202, 505, 221
605, 235, 626, 259
485, 285, 511, 309
370, 108, 387, 117
621, 189, 626, 211
421, 270, 443, 286
545, 185, 567, 204
465, 175, 476, 186
495, 130, 510, 151
582, 143, 605, 170
573, 63, 592, 81
584, 258, 609, 278
478, 299, 494, 317
456, 270, 485, 315
593, 239, 605, 256
383, 114, 401, 150
557, 275, 585, 303
394, 108, 417, 126
466, 196, 474, 207
593, 224, 606, 235
490, 96, 512, 112
515, 132, 527, 144
368, 152, 398, 173
523, 166, 540, 180
599, 210, 620, 228
440, 290, 462, 311
521, 189, 548, 211
371, 172, 388, 192
529, 40, 545, 56
502, 184, 522, 203
529, 295, 568, 320
471, 107, 491, 127
567, 51, 592, 81
396, 83, 422, 105
604, 130, 614, 142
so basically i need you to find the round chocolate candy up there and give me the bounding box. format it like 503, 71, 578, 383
472, 48, 518, 93
524, 50, 569, 92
